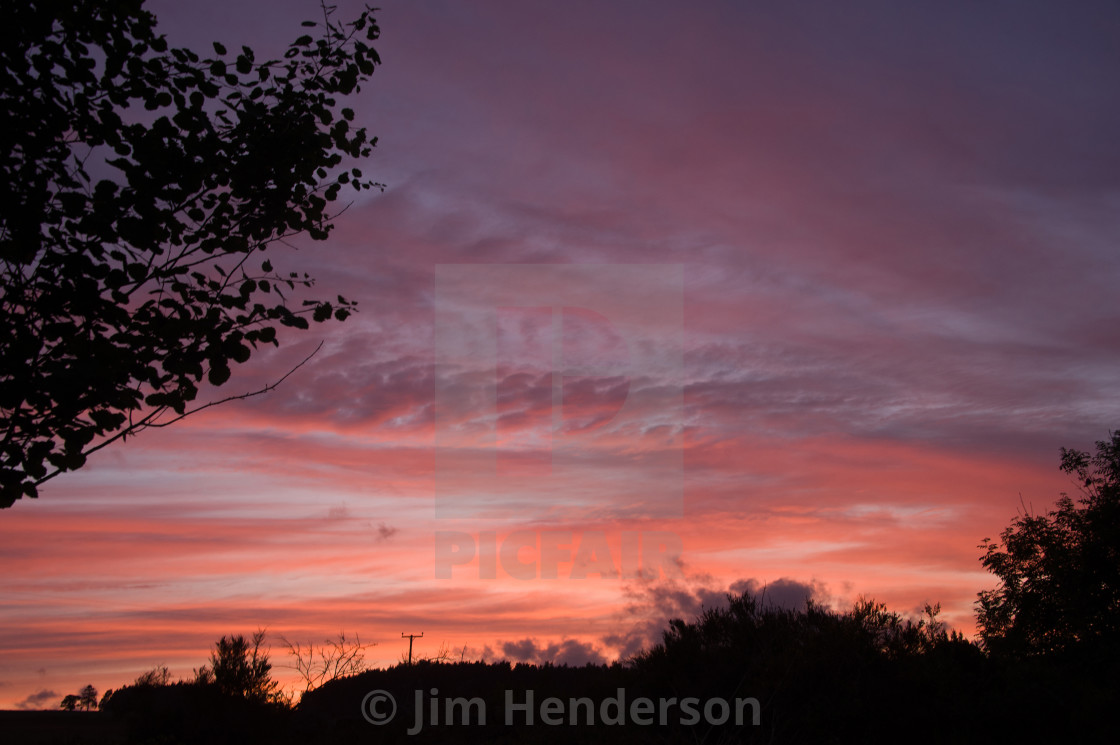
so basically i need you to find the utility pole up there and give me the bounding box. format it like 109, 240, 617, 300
402, 632, 423, 664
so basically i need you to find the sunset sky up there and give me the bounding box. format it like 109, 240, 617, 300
4, 0, 1120, 709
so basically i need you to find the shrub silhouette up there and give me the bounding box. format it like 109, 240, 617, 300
198, 630, 283, 704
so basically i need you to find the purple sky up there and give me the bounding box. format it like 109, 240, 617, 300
2, 0, 1119, 709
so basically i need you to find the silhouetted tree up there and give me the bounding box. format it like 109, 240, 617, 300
0, 0, 382, 506
281, 630, 374, 694
199, 630, 282, 703
78, 684, 98, 710
98, 688, 114, 709
977, 431, 1120, 657
59, 693, 80, 711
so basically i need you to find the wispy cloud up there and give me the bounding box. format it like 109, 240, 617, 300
3, 0, 1119, 710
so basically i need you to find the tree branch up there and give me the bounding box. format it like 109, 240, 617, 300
32, 341, 324, 489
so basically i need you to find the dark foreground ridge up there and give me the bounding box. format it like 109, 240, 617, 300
16, 591, 1119, 744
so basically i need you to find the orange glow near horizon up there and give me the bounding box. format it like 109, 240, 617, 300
4, 0, 1120, 712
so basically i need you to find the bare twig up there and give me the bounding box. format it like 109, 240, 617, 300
32, 341, 324, 489
282, 630, 374, 693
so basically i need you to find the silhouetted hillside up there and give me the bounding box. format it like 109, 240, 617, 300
0, 710, 125, 745
23, 588, 1120, 744
101, 682, 291, 745
289, 594, 1116, 744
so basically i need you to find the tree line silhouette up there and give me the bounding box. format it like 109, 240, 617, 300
41, 433, 1118, 743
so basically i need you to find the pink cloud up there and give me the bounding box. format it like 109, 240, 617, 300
5, 0, 1120, 710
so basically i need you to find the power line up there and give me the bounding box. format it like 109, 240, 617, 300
401, 632, 423, 664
